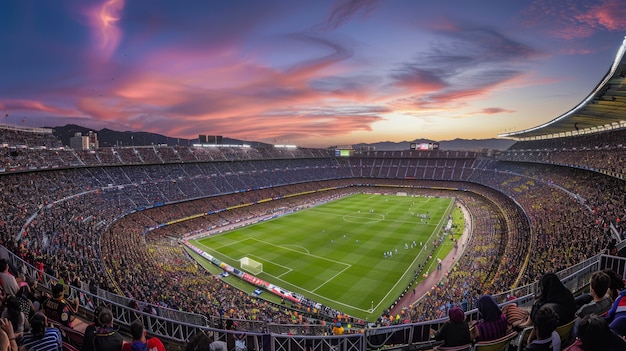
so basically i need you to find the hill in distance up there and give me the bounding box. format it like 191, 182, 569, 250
51, 125, 516, 150
354, 138, 516, 151
51, 125, 269, 148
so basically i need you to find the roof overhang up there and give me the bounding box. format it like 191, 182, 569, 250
499, 36, 626, 140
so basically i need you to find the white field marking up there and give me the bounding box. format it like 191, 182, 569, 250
242, 238, 380, 312
244, 254, 293, 277
265, 271, 375, 313
191, 238, 297, 277
423, 202, 459, 274
248, 237, 351, 267
190, 240, 242, 263
311, 264, 352, 293
371, 198, 455, 312
308, 207, 436, 226
196, 235, 250, 250
308, 208, 389, 223
342, 213, 385, 224
190, 238, 372, 312
281, 244, 310, 255
192, 197, 455, 314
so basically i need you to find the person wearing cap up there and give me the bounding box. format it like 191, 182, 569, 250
42, 283, 78, 328
433, 306, 471, 347
122, 319, 166, 351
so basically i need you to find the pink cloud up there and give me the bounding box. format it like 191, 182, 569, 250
177, 113, 384, 141
86, 0, 125, 59
50, 32, 387, 142
475, 107, 515, 115
391, 69, 526, 112
90, 41, 526, 139
0, 99, 80, 116
574, 0, 626, 31
522, 0, 626, 40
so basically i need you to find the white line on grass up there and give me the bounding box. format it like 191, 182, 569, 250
245, 254, 293, 277
280, 244, 310, 254
342, 213, 385, 224
191, 196, 455, 315
370, 198, 455, 311
249, 237, 350, 267
311, 265, 352, 293
267, 273, 373, 313
191, 240, 241, 263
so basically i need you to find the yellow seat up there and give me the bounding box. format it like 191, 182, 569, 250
555, 319, 576, 346
473, 332, 518, 351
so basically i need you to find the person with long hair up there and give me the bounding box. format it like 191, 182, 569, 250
470, 295, 508, 342
521, 273, 577, 329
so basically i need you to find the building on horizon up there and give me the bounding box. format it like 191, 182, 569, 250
69, 131, 99, 150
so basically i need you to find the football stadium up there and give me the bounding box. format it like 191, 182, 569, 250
2, 32, 626, 351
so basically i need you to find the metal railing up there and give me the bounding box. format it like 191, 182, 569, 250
3, 245, 625, 350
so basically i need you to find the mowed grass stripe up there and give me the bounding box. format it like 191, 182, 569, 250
193, 194, 454, 319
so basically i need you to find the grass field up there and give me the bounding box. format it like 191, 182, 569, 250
189, 193, 456, 320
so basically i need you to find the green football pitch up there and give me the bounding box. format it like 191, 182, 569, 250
189, 193, 456, 320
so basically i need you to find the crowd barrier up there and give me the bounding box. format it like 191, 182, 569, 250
2, 245, 625, 350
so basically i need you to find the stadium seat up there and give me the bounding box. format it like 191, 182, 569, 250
555, 319, 576, 347
410, 340, 444, 351
511, 326, 533, 351
51, 322, 85, 350
471, 332, 517, 351
62, 341, 80, 351
435, 343, 472, 351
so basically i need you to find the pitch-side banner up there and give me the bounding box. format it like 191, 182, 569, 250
183, 241, 300, 303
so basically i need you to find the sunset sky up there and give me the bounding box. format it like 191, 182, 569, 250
1, 0, 626, 147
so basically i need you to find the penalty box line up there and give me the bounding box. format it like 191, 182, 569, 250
242, 238, 372, 312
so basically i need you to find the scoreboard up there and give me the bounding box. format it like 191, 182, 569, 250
410, 142, 439, 150
335, 149, 353, 157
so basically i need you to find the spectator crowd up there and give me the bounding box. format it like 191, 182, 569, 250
0, 125, 625, 338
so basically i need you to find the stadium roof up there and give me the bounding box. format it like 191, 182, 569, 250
499, 36, 626, 140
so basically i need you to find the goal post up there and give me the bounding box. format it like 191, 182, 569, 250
240, 257, 263, 275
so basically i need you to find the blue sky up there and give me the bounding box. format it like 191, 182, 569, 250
1, 0, 625, 147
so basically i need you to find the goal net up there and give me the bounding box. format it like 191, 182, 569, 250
240, 257, 263, 275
